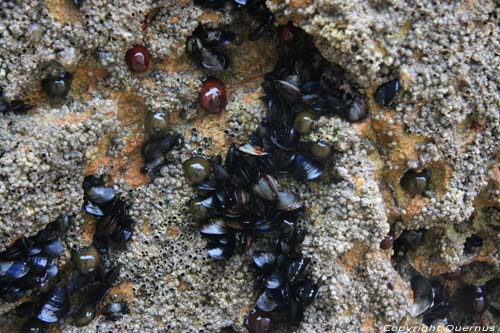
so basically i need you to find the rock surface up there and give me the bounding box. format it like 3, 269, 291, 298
0, 0, 499, 332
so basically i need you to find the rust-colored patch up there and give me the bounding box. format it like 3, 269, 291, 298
141, 219, 150, 234
428, 160, 452, 198
354, 177, 365, 196
84, 93, 149, 187
81, 214, 96, 246
72, 62, 110, 101
177, 279, 190, 291
199, 11, 223, 24
107, 281, 134, 305
401, 196, 427, 220
45, 0, 81, 24
360, 314, 376, 333
169, 226, 178, 239
338, 244, 369, 271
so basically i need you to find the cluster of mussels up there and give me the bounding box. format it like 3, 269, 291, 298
82, 175, 135, 246
194, 0, 274, 41
0, 220, 66, 303
17, 260, 121, 332
184, 140, 320, 331
181, 2, 385, 328
4, 176, 134, 332
385, 228, 499, 327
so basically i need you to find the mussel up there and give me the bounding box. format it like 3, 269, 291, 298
400, 169, 430, 195
102, 301, 130, 321
374, 79, 400, 107
41, 72, 73, 102
186, 25, 233, 72
0, 221, 65, 303
141, 134, 182, 174
36, 286, 69, 323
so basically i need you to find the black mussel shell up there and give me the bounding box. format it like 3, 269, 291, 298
142, 134, 181, 161
232, 166, 256, 188
196, 179, 218, 192
202, 30, 236, 49
141, 156, 166, 174
95, 214, 120, 238
375, 79, 400, 107
255, 155, 275, 175
82, 174, 104, 190
464, 235, 483, 254
36, 286, 69, 323
271, 127, 300, 151
102, 301, 130, 321
16, 301, 38, 318
207, 243, 234, 260
251, 218, 275, 233
200, 219, 229, 239
346, 96, 367, 122
264, 270, 282, 289
233, 188, 251, 209
400, 169, 430, 195
253, 252, 276, 271
21, 317, 47, 333
85, 185, 116, 205
7, 100, 33, 114
225, 144, 240, 172
83, 199, 105, 217
27, 255, 48, 273
291, 154, 322, 181
244, 308, 271, 333
287, 257, 311, 284
1, 281, 27, 302
459, 285, 488, 314
397, 230, 424, 251
269, 285, 290, 310
194, 0, 226, 9
27, 246, 43, 256
0, 260, 30, 283
42, 240, 62, 258
273, 150, 296, 170
256, 289, 278, 312
272, 80, 302, 102
277, 192, 304, 211
212, 163, 230, 183
46, 264, 58, 279
288, 300, 304, 327
73, 0, 85, 8
266, 96, 287, 125
249, 12, 274, 41
326, 95, 348, 116
199, 47, 229, 72
409, 275, 434, 317
292, 279, 318, 306
0, 101, 7, 113
253, 174, 279, 202
239, 143, 269, 156
41, 72, 73, 100
110, 225, 133, 244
